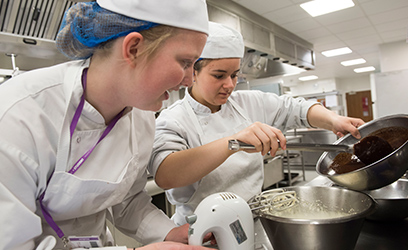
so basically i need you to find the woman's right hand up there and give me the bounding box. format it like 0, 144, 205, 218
133, 242, 213, 249
232, 122, 287, 156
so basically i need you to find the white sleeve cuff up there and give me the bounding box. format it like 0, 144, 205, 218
136, 208, 176, 244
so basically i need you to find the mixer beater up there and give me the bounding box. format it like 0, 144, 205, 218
249, 189, 299, 213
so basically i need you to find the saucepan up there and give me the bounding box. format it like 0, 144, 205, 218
316, 114, 408, 191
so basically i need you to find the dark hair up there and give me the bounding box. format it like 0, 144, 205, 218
194, 59, 215, 74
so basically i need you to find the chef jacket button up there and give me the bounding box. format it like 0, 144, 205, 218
76, 137, 81, 143
204, 121, 208, 125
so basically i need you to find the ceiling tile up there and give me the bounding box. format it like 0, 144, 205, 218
313, 7, 365, 26
355, 0, 375, 4
345, 34, 383, 46
326, 17, 371, 34
360, 0, 408, 15
369, 7, 408, 24
296, 27, 332, 41
380, 29, 407, 43
262, 5, 310, 25
311, 35, 342, 47
279, 18, 321, 33
349, 44, 380, 55
232, 0, 291, 15
375, 18, 408, 32
337, 26, 378, 40
314, 41, 347, 52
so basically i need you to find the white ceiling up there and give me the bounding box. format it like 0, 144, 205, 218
231, 0, 408, 80
1, 0, 407, 82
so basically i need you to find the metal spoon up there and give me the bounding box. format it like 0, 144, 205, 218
229, 135, 394, 166
228, 139, 354, 153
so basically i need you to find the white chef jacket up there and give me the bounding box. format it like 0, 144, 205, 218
0, 60, 176, 250
148, 88, 317, 224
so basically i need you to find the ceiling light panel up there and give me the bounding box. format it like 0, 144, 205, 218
300, 0, 355, 17
341, 58, 366, 66
354, 66, 375, 73
322, 47, 352, 57
299, 75, 318, 81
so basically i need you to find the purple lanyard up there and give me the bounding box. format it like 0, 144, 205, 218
39, 68, 125, 243
68, 69, 125, 174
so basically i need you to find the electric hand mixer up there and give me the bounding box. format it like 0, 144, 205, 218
187, 190, 299, 249
187, 192, 255, 250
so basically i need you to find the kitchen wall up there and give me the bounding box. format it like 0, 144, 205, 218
370, 40, 408, 118
379, 40, 408, 72
337, 76, 371, 116
247, 75, 371, 117
337, 75, 371, 93
288, 78, 338, 96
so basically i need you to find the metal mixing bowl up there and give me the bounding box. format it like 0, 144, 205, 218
316, 114, 408, 191
363, 178, 408, 221
251, 186, 375, 250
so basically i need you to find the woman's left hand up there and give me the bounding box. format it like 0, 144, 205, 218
330, 115, 365, 139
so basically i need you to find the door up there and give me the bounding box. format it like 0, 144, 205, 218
346, 90, 373, 122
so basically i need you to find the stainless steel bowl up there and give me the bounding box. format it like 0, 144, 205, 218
363, 178, 408, 221
251, 186, 375, 250
316, 114, 408, 191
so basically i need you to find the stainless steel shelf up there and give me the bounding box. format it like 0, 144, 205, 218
280, 135, 306, 186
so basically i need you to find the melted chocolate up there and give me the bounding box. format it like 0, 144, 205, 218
330, 152, 365, 174
368, 126, 408, 150
353, 135, 393, 165
329, 126, 408, 175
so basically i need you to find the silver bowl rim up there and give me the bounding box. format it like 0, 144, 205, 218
252, 186, 376, 224
363, 178, 408, 201
316, 113, 408, 177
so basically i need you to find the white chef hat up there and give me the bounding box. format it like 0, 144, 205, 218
199, 21, 244, 59
96, 0, 209, 35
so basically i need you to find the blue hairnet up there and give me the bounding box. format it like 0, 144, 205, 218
56, 2, 158, 59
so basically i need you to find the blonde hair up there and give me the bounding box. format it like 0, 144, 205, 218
93, 25, 177, 61
138, 25, 177, 60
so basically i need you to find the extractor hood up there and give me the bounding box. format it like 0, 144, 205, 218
207, 0, 315, 79
0, 0, 315, 80
0, 0, 91, 74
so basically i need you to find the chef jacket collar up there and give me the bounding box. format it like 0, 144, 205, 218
185, 87, 223, 115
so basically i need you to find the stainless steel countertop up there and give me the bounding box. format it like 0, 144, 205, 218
253, 176, 408, 250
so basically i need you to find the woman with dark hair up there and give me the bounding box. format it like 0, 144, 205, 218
149, 21, 364, 226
